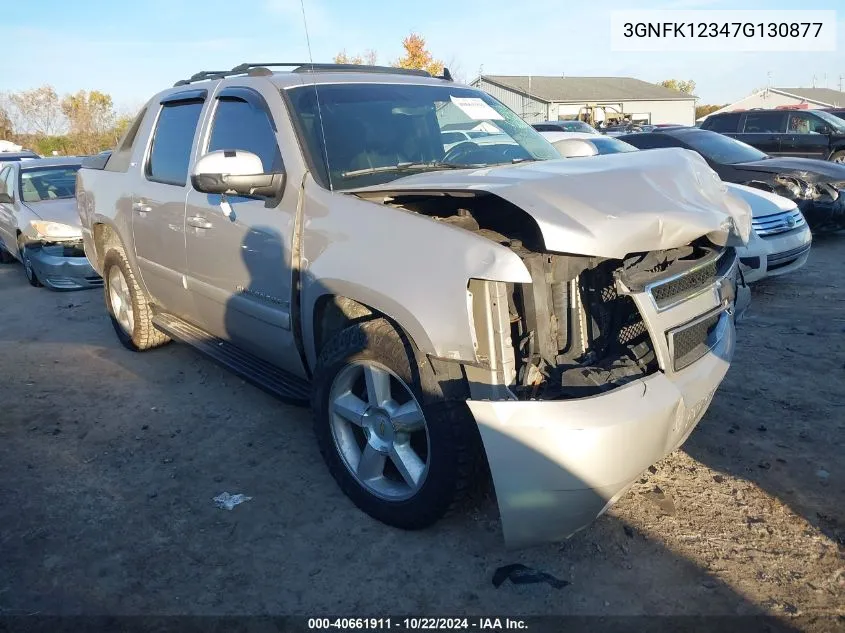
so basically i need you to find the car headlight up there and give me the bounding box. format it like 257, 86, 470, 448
29, 220, 82, 240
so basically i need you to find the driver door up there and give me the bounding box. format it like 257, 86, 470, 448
184, 85, 304, 376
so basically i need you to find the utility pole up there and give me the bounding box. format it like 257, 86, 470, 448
812, 74, 817, 88
839, 74, 843, 92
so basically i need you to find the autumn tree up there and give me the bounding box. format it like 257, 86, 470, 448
392, 33, 443, 76
9, 85, 63, 136
334, 49, 378, 65
659, 79, 696, 94
0, 105, 13, 139
61, 90, 116, 136
695, 104, 727, 120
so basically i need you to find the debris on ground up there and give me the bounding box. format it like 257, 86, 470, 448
492, 564, 570, 590
213, 492, 253, 510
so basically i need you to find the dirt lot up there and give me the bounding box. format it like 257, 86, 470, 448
0, 238, 842, 627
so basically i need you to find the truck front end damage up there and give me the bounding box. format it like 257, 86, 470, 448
349, 148, 749, 548
465, 240, 739, 547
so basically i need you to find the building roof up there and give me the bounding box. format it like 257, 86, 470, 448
477, 75, 696, 103
772, 88, 845, 107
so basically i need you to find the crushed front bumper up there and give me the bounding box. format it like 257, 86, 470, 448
469, 251, 743, 549
28, 244, 103, 291
470, 321, 732, 548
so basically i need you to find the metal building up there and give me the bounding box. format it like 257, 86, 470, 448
471, 75, 697, 126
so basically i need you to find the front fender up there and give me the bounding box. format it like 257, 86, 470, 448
300, 180, 530, 369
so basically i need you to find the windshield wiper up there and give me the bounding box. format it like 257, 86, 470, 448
340, 161, 484, 179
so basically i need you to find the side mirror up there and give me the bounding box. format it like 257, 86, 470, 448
0, 192, 12, 204
191, 149, 285, 198
817, 125, 831, 135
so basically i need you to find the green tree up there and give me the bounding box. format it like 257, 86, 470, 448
392, 33, 443, 76
659, 79, 696, 94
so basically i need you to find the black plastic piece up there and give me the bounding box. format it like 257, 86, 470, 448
151, 313, 310, 405
160, 88, 208, 104
174, 62, 436, 86
81, 151, 112, 171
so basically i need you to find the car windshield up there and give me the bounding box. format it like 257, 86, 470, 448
813, 110, 845, 133
590, 137, 638, 154
679, 131, 769, 164
288, 83, 560, 190
20, 166, 81, 202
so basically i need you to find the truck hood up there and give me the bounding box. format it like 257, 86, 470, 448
22, 198, 81, 228
736, 157, 845, 183
351, 148, 751, 258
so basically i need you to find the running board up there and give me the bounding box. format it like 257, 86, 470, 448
152, 313, 311, 405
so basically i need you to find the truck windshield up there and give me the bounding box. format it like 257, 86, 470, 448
287, 83, 560, 190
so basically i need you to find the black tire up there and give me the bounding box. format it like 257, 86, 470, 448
0, 245, 16, 264
18, 238, 42, 288
829, 150, 845, 163
312, 317, 481, 530
103, 248, 170, 352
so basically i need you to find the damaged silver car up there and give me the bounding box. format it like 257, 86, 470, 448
76, 64, 751, 548
0, 157, 101, 290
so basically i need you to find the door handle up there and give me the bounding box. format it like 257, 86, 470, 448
132, 201, 152, 214
187, 215, 213, 229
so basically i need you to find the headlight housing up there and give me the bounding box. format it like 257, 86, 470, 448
29, 220, 82, 240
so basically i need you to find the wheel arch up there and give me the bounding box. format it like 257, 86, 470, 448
304, 283, 438, 374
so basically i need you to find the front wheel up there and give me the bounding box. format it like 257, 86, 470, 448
103, 248, 170, 352
311, 318, 480, 530
18, 238, 42, 287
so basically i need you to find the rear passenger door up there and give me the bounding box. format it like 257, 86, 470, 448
132, 91, 206, 321
184, 85, 304, 375
737, 111, 786, 155
780, 112, 829, 159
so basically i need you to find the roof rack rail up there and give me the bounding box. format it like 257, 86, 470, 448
173, 62, 454, 87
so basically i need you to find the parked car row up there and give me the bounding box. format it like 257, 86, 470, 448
538, 130, 816, 284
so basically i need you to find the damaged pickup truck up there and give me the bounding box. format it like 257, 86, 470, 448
76, 63, 751, 548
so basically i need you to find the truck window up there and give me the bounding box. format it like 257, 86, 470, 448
701, 113, 739, 132
107, 106, 149, 172
206, 97, 283, 172
146, 101, 204, 186
742, 111, 786, 134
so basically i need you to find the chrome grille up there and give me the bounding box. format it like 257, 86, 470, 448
752, 209, 805, 237
648, 249, 733, 310
670, 312, 723, 372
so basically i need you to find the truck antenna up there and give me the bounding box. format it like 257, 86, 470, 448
300, 0, 332, 190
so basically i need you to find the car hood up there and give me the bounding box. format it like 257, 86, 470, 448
22, 198, 80, 227
724, 183, 797, 218
351, 148, 751, 258
736, 157, 845, 183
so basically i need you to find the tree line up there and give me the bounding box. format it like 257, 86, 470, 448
0, 86, 134, 157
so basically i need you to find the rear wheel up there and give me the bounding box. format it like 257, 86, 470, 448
18, 237, 42, 287
103, 248, 170, 352
830, 150, 845, 163
312, 318, 480, 530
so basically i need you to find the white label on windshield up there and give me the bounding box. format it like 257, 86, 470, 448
450, 96, 504, 120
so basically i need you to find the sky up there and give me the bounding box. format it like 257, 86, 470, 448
1, 0, 843, 114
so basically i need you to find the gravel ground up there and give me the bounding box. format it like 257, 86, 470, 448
0, 238, 842, 628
